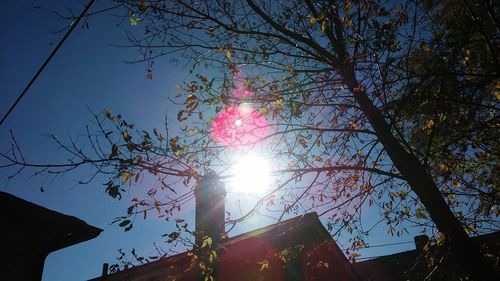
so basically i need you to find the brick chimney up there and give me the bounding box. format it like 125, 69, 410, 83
195, 174, 226, 248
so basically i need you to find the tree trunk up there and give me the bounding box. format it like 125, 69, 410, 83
342, 68, 497, 280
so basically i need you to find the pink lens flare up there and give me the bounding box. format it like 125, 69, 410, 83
211, 105, 268, 147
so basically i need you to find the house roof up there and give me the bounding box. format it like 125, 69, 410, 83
0, 191, 102, 281
355, 230, 500, 281
90, 212, 350, 281
0, 191, 102, 252
222, 212, 331, 250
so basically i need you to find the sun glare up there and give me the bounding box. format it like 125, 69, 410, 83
231, 155, 270, 193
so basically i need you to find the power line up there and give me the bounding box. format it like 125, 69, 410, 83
0, 0, 96, 126
339, 240, 414, 251
364, 240, 414, 249
340, 240, 414, 251
356, 256, 381, 261
351, 241, 415, 261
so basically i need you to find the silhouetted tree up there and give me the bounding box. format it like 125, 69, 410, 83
2, 0, 498, 279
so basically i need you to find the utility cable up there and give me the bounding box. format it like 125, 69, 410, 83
364, 240, 414, 249
0, 0, 96, 126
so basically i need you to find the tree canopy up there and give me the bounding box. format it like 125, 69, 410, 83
2, 0, 498, 279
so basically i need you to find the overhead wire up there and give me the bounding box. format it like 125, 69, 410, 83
339, 240, 415, 252
362, 240, 414, 249
0, 0, 96, 126
338, 240, 415, 261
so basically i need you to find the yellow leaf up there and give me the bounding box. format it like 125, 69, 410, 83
344, 1, 352, 13
309, 16, 317, 27
494, 81, 500, 100
129, 16, 139, 26
187, 128, 198, 136
438, 113, 446, 122
438, 163, 448, 172
425, 119, 434, 129
135, 155, 142, 163
123, 131, 130, 141
437, 232, 446, 247
122, 172, 132, 185
275, 99, 284, 108
104, 109, 113, 119
298, 137, 307, 148
201, 236, 212, 248
420, 44, 431, 52
174, 146, 189, 158
321, 20, 328, 31
225, 50, 232, 59
208, 250, 217, 263
258, 259, 269, 271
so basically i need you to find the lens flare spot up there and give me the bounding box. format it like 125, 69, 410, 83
211, 105, 267, 147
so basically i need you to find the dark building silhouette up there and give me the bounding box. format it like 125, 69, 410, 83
90, 212, 362, 281
87, 174, 499, 281
0, 191, 102, 281
89, 175, 362, 281
355, 230, 500, 280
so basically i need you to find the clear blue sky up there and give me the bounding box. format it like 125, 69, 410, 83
0, 1, 420, 281
0, 1, 191, 280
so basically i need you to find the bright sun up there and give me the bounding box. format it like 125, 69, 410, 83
231, 154, 270, 194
